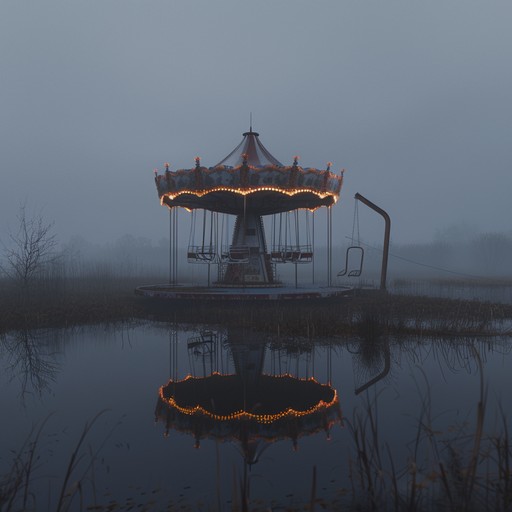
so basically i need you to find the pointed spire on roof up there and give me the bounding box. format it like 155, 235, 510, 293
214, 128, 283, 167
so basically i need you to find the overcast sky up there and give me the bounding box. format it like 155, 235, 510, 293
1, 1, 511, 247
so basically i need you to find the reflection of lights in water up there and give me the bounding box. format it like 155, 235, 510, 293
158, 373, 339, 423
155, 329, 342, 454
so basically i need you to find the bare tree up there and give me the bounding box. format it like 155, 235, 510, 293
1, 329, 60, 399
0, 205, 58, 291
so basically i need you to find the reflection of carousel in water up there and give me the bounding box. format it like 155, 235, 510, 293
155, 329, 342, 463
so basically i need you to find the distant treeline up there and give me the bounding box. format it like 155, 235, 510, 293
39, 230, 512, 282
2, 228, 512, 291
386, 231, 512, 278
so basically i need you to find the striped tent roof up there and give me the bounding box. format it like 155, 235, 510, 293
214, 129, 283, 167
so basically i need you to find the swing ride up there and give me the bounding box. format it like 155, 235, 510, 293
159, 128, 341, 286
136, 128, 391, 301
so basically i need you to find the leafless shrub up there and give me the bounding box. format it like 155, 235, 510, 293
0, 204, 58, 299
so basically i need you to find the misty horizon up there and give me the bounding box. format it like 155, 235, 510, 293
2, 2, 512, 251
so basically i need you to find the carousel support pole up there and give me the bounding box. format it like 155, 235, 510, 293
326, 208, 329, 286
169, 326, 178, 380
169, 208, 174, 285
243, 195, 247, 287
175, 208, 179, 284
327, 207, 333, 286
354, 192, 391, 291
330, 206, 333, 286
327, 344, 332, 386
168, 207, 180, 286
312, 211, 315, 285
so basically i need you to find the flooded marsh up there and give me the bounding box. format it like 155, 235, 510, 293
1, 320, 511, 511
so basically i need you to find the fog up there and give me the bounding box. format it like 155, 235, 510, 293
1, 1, 512, 257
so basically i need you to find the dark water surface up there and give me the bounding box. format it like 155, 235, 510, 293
1, 323, 511, 510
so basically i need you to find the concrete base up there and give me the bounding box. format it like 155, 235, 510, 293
135, 284, 354, 302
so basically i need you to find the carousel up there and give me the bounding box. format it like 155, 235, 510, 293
136, 128, 353, 300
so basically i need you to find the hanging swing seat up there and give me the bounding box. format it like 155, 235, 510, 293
221, 245, 250, 263
187, 209, 218, 264
187, 245, 217, 263
337, 246, 364, 277
338, 199, 365, 277
271, 245, 313, 263
187, 331, 216, 353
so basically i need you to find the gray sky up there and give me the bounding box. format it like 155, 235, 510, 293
1, 0, 511, 246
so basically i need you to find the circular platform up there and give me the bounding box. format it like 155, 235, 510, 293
135, 284, 354, 301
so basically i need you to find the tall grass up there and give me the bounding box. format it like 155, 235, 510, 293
0, 411, 113, 512
0, 271, 150, 332
1, 253, 512, 337
345, 350, 512, 512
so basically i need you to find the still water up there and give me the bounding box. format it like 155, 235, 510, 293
1, 323, 511, 510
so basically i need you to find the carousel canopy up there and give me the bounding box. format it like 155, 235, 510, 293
154, 130, 343, 215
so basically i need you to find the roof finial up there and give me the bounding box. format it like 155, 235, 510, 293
250, 112, 253, 133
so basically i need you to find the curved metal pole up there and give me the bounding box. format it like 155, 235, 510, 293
354, 193, 391, 290
354, 341, 390, 395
